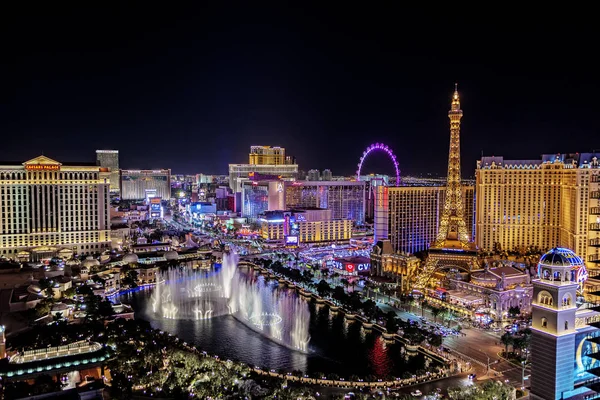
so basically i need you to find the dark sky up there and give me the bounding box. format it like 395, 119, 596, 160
2, 6, 598, 177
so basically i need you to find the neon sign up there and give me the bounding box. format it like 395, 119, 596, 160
25, 164, 60, 171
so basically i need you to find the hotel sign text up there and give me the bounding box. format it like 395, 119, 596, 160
25, 164, 61, 171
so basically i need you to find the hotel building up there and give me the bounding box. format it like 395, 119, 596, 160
285, 181, 366, 225
120, 169, 171, 200
95, 150, 119, 192
475, 153, 600, 268
249, 145, 286, 165
260, 208, 352, 244
229, 145, 298, 192
374, 185, 474, 254
0, 156, 111, 260
241, 181, 286, 221
229, 164, 298, 193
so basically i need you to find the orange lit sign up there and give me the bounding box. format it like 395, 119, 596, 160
25, 164, 60, 171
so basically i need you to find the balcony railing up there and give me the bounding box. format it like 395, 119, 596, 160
592, 238, 600, 248
592, 191, 600, 199
592, 223, 600, 231
592, 208, 600, 215
590, 255, 600, 264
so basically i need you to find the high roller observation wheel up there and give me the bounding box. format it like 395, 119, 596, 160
356, 143, 401, 186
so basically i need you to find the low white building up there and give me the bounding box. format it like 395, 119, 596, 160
450, 264, 533, 319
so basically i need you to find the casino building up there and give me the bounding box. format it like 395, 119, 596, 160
0, 156, 111, 260
119, 169, 171, 201
259, 208, 352, 244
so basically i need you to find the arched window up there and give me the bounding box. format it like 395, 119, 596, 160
554, 271, 561, 281
562, 294, 572, 307
541, 317, 548, 328
543, 269, 551, 280
538, 291, 553, 306
565, 321, 569, 330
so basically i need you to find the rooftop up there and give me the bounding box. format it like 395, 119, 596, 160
489, 265, 526, 278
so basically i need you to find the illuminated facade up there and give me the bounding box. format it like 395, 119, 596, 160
450, 263, 533, 319
475, 153, 600, 269
120, 169, 171, 200
260, 208, 352, 244
95, 149, 119, 192
0, 156, 111, 260
285, 181, 366, 225
373, 184, 474, 254
241, 181, 285, 221
370, 240, 420, 293
228, 164, 298, 192
249, 145, 286, 165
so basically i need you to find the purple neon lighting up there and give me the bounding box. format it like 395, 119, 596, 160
356, 142, 401, 186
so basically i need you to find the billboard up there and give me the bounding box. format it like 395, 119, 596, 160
285, 236, 299, 245
575, 329, 599, 384
150, 197, 162, 218
285, 214, 299, 246
330, 257, 371, 275
190, 202, 217, 214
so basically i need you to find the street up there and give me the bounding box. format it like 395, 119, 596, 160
375, 301, 531, 389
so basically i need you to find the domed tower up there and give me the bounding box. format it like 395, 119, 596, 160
530, 248, 586, 400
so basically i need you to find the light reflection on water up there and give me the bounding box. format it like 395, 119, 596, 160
118, 273, 432, 378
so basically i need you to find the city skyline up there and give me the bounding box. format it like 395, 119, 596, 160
3, 5, 598, 176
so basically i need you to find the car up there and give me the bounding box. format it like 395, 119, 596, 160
410, 390, 423, 396
468, 373, 476, 380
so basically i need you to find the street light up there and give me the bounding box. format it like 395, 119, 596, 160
521, 360, 526, 389
478, 349, 491, 376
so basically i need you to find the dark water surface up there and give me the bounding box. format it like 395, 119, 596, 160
118, 273, 432, 378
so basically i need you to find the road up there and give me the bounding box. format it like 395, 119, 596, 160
375, 301, 531, 389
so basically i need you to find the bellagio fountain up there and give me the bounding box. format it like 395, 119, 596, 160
150, 253, 311, 352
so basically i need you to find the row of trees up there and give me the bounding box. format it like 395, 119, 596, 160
264, 259, 315, 285
500, 329, 532, 360
448, 380, 517, 399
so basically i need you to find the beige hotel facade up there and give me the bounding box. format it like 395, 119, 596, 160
0, 156, 111, 261
475, 153, 600, 268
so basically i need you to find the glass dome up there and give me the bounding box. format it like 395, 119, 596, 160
539, 247, 584, 268
537, 248, 588, 291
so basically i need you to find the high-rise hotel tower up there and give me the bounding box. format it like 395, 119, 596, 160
0, 156, 111, 260
96, 150, 119, 192
476, 153, 600, 269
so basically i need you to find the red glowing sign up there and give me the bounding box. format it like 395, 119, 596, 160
346, 264, 355, 273
25, 164, 60, 171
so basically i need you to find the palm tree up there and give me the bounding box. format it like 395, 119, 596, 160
500, 332, 514, 356
340, 278, 350, 293
431, 307, 441, 323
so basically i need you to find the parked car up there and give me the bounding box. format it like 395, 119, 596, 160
410, 390, 423, 396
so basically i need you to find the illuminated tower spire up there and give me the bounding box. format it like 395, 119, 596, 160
433, 84, 470, 248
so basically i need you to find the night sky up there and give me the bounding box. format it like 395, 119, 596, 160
2, 6, 598, 177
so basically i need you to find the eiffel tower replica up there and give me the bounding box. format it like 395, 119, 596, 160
414, 85, 479, 290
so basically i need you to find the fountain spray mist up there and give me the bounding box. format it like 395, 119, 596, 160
150, 252, 311, 352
